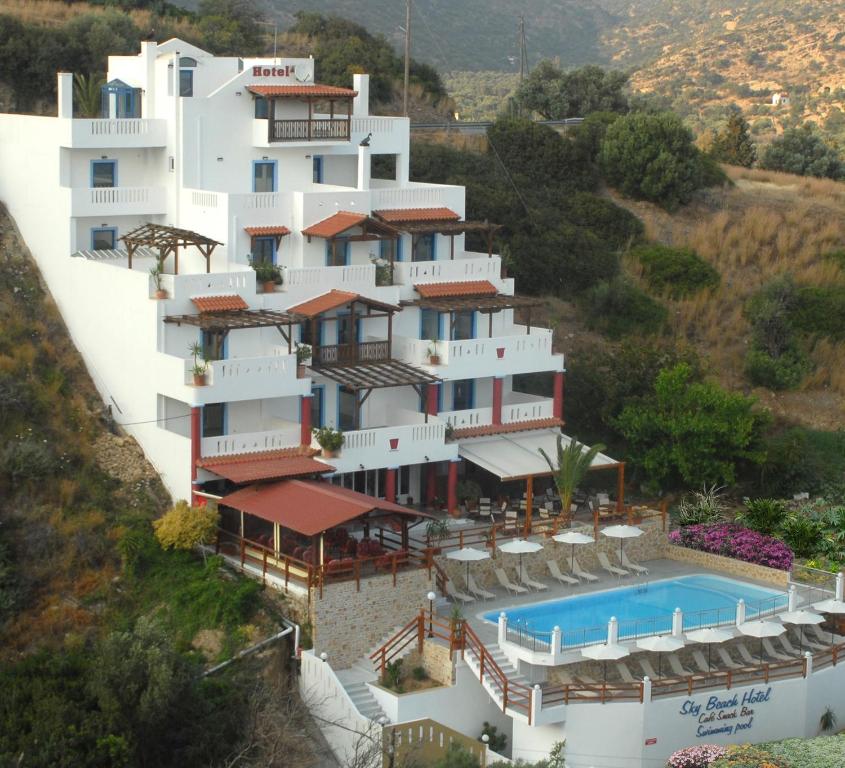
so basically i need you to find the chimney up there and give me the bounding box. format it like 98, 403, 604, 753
357, 145, 371, 191
353, 74, 369, 116
57, 72, 73, 118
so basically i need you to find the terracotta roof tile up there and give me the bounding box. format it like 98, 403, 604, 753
191, 295, 249, 313
247, 84, 358, 98
374, 207, 461, 223
302, 211, 367, 239
244, 225, 291, 237
452, 417, 564, 440
198, 446, 330, 484
287, 289, 359, 318
415, 280, 498, 299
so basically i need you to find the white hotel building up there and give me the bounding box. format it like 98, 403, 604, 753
0, 39, 564, 509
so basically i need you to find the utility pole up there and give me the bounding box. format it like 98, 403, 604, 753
518, 15, 528, 82
403, 0, 411, 117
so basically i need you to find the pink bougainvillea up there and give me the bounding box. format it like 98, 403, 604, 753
669, 523, 793, 571
666, 744, 727, 768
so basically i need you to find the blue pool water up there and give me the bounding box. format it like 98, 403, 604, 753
484, 574, 788, 647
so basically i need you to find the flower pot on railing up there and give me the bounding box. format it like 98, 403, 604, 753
295, 344, 312, 379
263, 280, 276, 293
193, 372, 207, 386
154, 288, 169, 300
313, 426, 344, 458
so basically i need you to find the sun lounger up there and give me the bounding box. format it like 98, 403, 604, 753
808, 624, 838, 646
547, 560, 579, 586
776, 635, 801, 656
571, 557, 599, 583
762, 638, 791, 661
789, 627, 826, 651
519, 572, 550, 591
495, 568, 528, 595
666, 653, 696, 677
692, 650, 713, 673
716, 647, 744, 669
636, 657, 660, 680
467, 573, 495, 600
615, 662, 640, 683
446, 580, 474, 604
620, 551, 649, 575
597, 552, 630, 578
735, 643, 759, 666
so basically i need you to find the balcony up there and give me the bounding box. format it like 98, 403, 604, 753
439, 395, 555, 433
202, 425, 302, 459
70, 186, 167, 217
253, 118, 350, 146
61, 118, 167, 148
392, 254, 505, 301
283, 264, 375, 293
319, 409, 458, 473
311, 341, 390, 368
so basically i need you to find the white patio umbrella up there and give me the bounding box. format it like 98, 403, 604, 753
553, 530, 595, 573
779, 609, 824, 655
582, 642, 631, 681
447, 546, 490, 587
738, 620, 785, 663
811, 598, 845, 645
601, 524, 644, 562
637, 634, 685, 678
498, 538, 543, 582
686, 627, 735, 672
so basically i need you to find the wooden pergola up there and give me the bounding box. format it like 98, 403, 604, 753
373, 215, 502, 259
405, 293, 544, 337
163, 308, 305, 352
120, 223, 223, 274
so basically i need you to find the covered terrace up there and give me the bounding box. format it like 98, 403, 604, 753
120, 222, 223, 273
373, 208, 501, 259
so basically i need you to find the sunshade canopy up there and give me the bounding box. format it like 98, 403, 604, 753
601, 525, 644, 540
553, 531, 595, 545
447, 547, 491, 563
220, 479, 427, 536
813, 599, 845, 614
686, 627, 735, 644
779, 610, 824, 626
459, 429, 619, 481
581, 643, 630, 661
498, 539, 543, 555
637, 635, 685, 653
738, 620, 785, 639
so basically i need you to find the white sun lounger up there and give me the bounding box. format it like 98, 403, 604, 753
666, 653, 696, 677
571, 556, 599, 583
692, 650, 713, 673
620, 550, 649, 575
547, 560, 579, 586
776, 635, 801, 656
789, 627, 826, 651
735, 643, 759, 665
495, 568, 528, 595
637, 657, 660, 679
446, 580, 474, 604
716, 647, 744, 669
467, 573, 495, 600
762, 638, 791, 661
520, 572, 550, 591
615, 661, 640, 683
597, 552, 630, 578
808, 624, 838, 646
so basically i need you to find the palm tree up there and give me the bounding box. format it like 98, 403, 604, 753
73, 73, 104, 118
539, 435, 606, 529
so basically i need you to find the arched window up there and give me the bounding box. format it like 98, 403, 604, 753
179, 57, 198, 67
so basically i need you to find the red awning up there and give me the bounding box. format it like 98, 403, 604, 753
219, 479, 427, 536
415, 280, 498, 299
197, 448, 332, 483
244, 225, 291, 237
302, 211, 368, 238
191, 295, 249, 313
246, 84, 358, 98
287, 289, 399, 318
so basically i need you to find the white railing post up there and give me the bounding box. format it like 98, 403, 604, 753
788, 585, 797, 612
642, 675, 652, 703
551, 625, 562, 662
531, 684, 542, 723
672, 607, 684, 637
804, 650, 813, 677
498, 613, 507, 646
836, 572, 844, 602
607, 616, 619, 645
736, 599, 746, 627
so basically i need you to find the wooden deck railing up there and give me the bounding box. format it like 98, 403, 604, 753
268, 118, 350, 142
311, 340, 390, 367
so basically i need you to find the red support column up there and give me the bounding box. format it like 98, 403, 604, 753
426, 383, 439, 416
426, 464, 437, 507
385, 467, 397, 503
190, 406, 201, 505
492, 377, 503, 426
553, 371, 565, 421
447, 460, 459, 516
300, 394, 312, 447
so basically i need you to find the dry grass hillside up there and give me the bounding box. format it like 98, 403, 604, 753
0, 0, 198, 33
604, 167, 845, 429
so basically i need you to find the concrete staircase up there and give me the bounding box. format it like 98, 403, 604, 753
342, 678, 388, 722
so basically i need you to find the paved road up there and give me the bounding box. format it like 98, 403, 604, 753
411, 118, 584, 134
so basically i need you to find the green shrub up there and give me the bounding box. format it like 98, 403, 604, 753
480, 721, 508, 754
744, 343, 809, 390
759, 428, 845, 499
583, 277, 668, 338
631, 243, 719, 297
412, 665, 427, 681
762, 735, 845, 768
676, 485, 727, 526
759, 125, 845, 179
563, 192, 644, 249
780, 513, 824, 558
791, 286, 845, 340
736, 498, 788, 535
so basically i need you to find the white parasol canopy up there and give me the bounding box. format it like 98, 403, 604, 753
601, 525, 644, 560
686, 627, 735, 672
813, 598, 845, 614
637, 634, 685, 678
582, 641, 631, 681
738, 619, 786, 663
553, 531, 595, 573
447, 546, 491, 586
779, 609, 824, 655
499, 538, 543, 582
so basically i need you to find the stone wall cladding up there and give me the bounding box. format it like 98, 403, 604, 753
311, 567, 435, 669
436, 520, 668, 589
420, 640, 455, 685
665, 544, 790, 588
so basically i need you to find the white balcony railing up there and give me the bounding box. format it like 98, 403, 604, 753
200, 350, 309, 402
393, 255, 503, 290
503, 398, 554, 424
202, 427, 301, 458
70, 186, 167, 217
438, 407, 493, 429
283, 264, 375, 290
370, 182, 463, 211
64, 118, 168, 148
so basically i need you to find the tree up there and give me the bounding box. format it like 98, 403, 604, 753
539, 434, 607, 526
614, 363, 770, 490
759, 125, 845, 179
197, 0, 263, 55
710, 110, 757, 167
599, 112, 711, 210
153, 500, 219, 552
516, 61, 629, 119
73, 73, 103, 118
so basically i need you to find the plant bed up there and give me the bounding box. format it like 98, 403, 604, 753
669, 523, 793, 570
377, 659, 444, 695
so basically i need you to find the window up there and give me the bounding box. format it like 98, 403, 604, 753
380, 237, 401, 263
412, 233, 435, 262
452, 379, 475, 411
201, 330, 226, 361
452, 310, 475, 341
310, 386, 325, 429
251, 236, 276, 265
91, 227, 116, 251
202, 403, 226, 438
301, 319, 322, 347
254, 97, 269, 119
336, 314, 359, 346
420, 309, 440, 341
179, 69, 194, 97
338, 387, 357, 431
326, 239, 349, 267
91, 160, 116, 188
312, 156, 323, 183
252, 161, 276, 193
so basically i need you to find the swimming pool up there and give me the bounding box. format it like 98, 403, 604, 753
484, 574, 788, 648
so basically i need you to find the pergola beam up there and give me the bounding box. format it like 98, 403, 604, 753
120, 223, 223, 273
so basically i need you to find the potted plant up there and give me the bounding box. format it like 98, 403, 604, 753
313, 426, 344, 458
188, 341, 209, 386
295, 343, 312, 378
427, 338, 440, 365
369, 253, 392, 286
456, 479, 482, 513
149, 262, 168, 299
444, 423, 455, 442
425, 518, 450, 552
249, 258, 282, 293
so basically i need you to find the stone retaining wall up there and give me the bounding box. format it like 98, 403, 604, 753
665, 544, 790, 587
